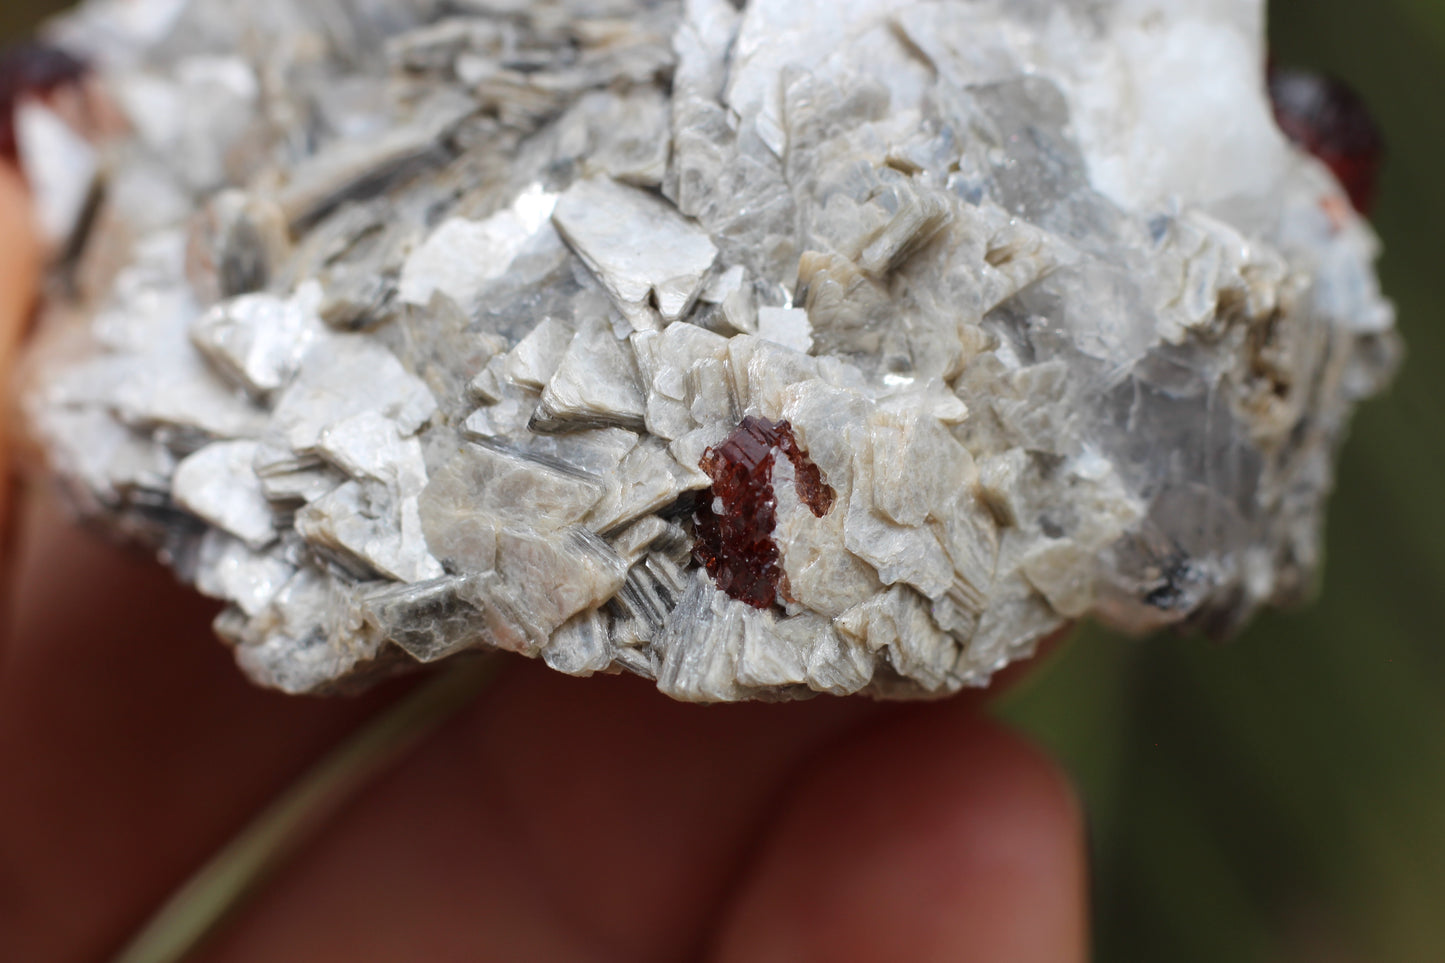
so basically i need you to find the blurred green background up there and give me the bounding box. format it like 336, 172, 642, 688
5, 0, 1442, 960
1000, 3, 1445, 961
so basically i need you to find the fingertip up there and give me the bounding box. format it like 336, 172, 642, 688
712, 701, 1088, 963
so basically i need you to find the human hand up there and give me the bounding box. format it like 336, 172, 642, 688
0, 163, 1086, 962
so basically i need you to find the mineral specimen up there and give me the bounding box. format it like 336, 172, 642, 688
18, 0, 1400, 701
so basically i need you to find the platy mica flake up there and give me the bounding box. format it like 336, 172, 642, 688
19, 0, 1399, 701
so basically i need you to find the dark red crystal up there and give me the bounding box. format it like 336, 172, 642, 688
693, 417, 836, 609
1268, 65, 1384, 216
0, 42, 89, 164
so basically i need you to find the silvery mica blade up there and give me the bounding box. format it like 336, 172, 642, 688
17, 0, 1399, 701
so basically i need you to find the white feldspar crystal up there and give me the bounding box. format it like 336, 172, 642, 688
22, 0, 1399, 699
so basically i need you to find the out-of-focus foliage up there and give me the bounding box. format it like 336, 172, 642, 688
3, 0, 1441, 959
1000, 2, 1445, 961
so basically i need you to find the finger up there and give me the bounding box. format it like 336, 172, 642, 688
0, 161, 39, 340
0, 491, 402, 961
194, 633, 1072, 962
196, 662, 884, 962
0, 162, 42, 537
0, 162, 39, 336
709, 704, 1088, 963
0, 141, 401, 960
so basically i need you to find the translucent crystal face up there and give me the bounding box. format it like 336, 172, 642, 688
20, 0, 1398, 701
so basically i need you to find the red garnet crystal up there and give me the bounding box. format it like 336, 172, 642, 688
1268, 65, 1384, 216
693, 417, 836, 609
0, 42, 89, 163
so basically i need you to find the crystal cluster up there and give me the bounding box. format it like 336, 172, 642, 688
694, 416, 836, 610
19, 0, 1398, 700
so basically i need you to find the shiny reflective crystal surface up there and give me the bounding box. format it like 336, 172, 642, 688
19, 0, 1399, 700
